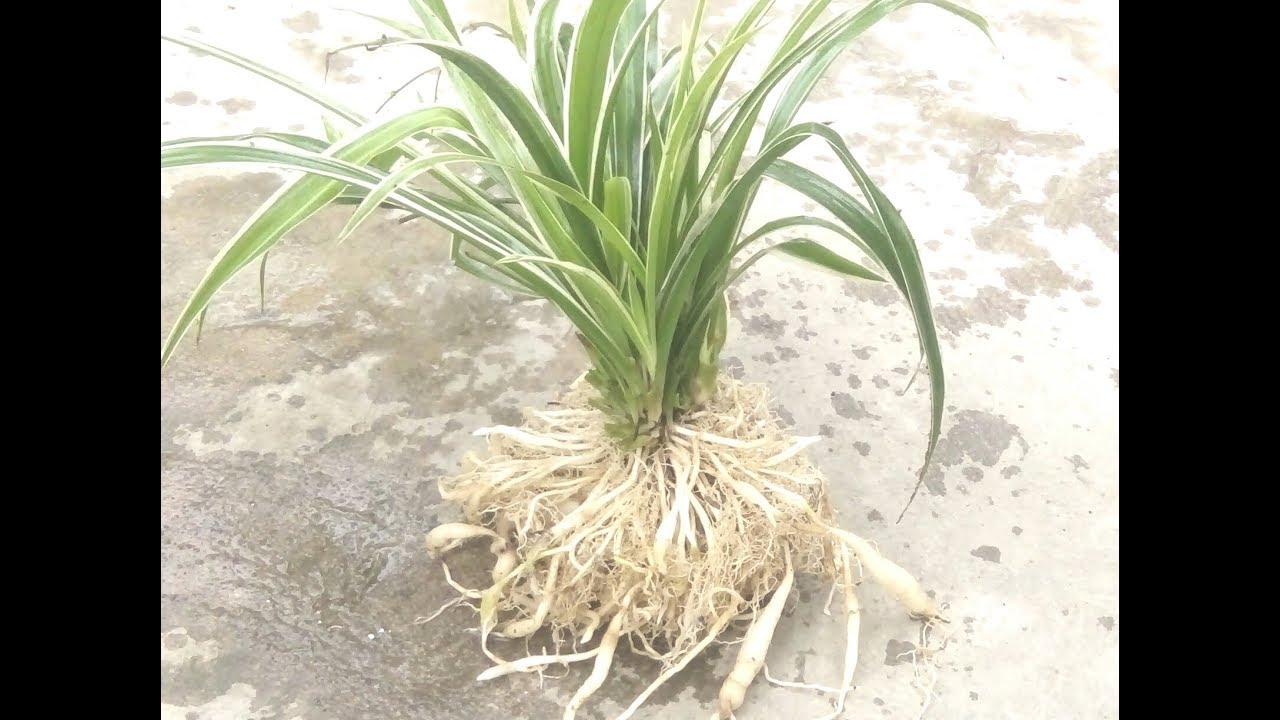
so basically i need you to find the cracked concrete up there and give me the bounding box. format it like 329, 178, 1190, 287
161, 1, 1119, 718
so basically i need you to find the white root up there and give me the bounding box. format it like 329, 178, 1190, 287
475, 648, 602, 681
563, 612, 624, 720
615, 606, 740, 720
425, 523, 503, 557
814, 553, 861, 720
716, 555, 795, 719
763, 436, 821, 466
429, 374, 941, 720
501, 555, 562, 637
830, 528, 937, 618
762, 665, 845, 694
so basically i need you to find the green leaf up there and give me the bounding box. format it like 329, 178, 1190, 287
159, 106, 488, 368
565, 0, 632, 191
528, 0, 566, 133
508, 0, 528, 57
730, 239, 887, 286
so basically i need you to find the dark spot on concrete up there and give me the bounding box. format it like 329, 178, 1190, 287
872, 376, 889, 389
891, 366, 909, 375
745, 313, 787, 339
1001, 259, 1093, 298
166, 91, 198, 106
1083, 295, 1101, 307
290, 38, 361, 84
722, 356, 744, 378
1098, 616, 1115, 631
851, 346, 872, 360
937, 410, 1028, 466
775, 405, 795, 427
844, 282, 899, 307
444, 419, 463, 433
853, 441, 871, 457
935, 287, 1029, 336
776, 345, 800, 361
962, 467, 983, 482
970, 545, 1001, 563
487, 404, 521, 426
847, 374, 862, 389
970, 691, 979, 701
866, 509, 885, 523
1062, 608, 1070, 616
1012, 526, 1023, 535
818, 424, 835, 438
826, 362, 842, 376
830, 392, 875, 420
283, 11, 321, 33
884, 639, 917, 666
1002, 466, 1021, 479
923, 411, 1027, 495
216, 98, 256, 115
874, 698, 885, 706
1012, 355, 1024, 362
287, 395, 306, 408
1068, 454, 1090, 472
1044, 151, 1119, 253
756, 351, 778, 364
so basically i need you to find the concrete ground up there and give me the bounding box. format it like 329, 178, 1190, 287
160, 1, 1118, 718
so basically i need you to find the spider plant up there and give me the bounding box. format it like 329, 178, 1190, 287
162, 0, 989, 502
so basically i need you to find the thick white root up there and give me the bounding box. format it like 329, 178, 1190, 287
564, 612, 624, 720
716, 556, 794, 719
831, 528, 937, 619
424, 375, 941, 720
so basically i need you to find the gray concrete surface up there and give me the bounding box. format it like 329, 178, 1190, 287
160, 1, 1118, 718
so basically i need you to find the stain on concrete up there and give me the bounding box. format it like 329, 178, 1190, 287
970, 691, 980, 701
1068, 454, 1090, 472
1001, 259, 1093, 298
844, 282, 900, 307
923, 410, 1028, 494
971, 545, 1002, 563
216, 98, 257, 115
1097, 616, 1115, 631
872, 376, 889, 389
282, 11, 321, 33
884, 639, 918, 666
744, 313, 787, 339
867, 509, 884, 523
935, 287, 1028, 336
853, 441, 871, 456
1012, 526, 1023, 535
1044, 151, 1120, 252
166, 91, 198, 106
826, 362, 842, 376
289, 37, 360, 84
962, 466, 983, 482
1002, 466, 1022, 479
777, 345, 800, 361
847, 374, 862, 389
830, 392, 876, 420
